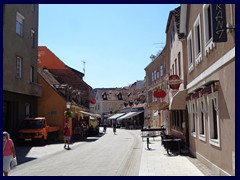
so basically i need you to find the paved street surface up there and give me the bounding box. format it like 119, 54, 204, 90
10, 128, 215, 176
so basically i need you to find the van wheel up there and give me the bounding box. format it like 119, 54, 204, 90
40, 137, 45, 146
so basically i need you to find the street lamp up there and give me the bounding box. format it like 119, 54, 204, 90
66, 102, 71, 109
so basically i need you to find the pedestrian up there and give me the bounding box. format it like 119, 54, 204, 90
3, 131, 16, 176
113, 124, 116, 135
63, 123, 71, 150
103, 124, 107, 133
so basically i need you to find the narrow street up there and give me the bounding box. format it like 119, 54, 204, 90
11, 128, 143, 176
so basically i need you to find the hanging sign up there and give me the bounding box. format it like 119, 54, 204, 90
168, 75, 182, 90
211, 4, 227, 42
90, 99, 96, 104
153, 89, 166, 98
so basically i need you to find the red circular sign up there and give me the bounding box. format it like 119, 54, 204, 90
153, 89, 166, 98
90, 99, 96, 104
168, 75, 182, 90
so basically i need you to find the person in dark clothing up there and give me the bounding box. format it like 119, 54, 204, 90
113, 124, 116, 135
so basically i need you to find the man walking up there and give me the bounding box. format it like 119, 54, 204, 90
63, 123, 71, 150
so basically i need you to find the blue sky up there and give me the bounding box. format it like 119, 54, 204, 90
39, 4, 179, 89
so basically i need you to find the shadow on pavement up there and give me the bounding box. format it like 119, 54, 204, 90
15, 146, 37, 165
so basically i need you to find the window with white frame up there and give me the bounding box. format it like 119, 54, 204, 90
203, 4, 215, 55
178, 52, 181, 77
198, 96, 207, 141
174, 59, 177, 75
207, 91, 220, 147
193, 14, 202, 64
154, 70, 157, 81
160, 65, 164, 77
172, 64, 174, 75
157, 71, 159, 79
152, 72, 154, 82
16, 56, 22, 79
16, 12, 24, 36
187, 99, 197, 137
187, 31, 194, 72
191, 99, 197, 137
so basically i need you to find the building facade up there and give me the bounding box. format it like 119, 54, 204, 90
144, 47, 170, 129
166, 6, 189, 146
180, 4, 235, 175
3, 4, 41, 140
38, 46, 92, 109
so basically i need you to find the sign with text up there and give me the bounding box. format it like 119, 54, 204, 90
211, 4, 227, 42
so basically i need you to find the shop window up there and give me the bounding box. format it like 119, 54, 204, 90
191, 99, 197, 137
198, 96, 207, 141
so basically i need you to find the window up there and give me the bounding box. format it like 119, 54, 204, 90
170, 24, 176, 48
117, 93, 123, 100
172, 64, 174, 75
207, 91, 220, 147
193, 14, 202, 65
187, 31, 194, 72
156, 71, 159, 79
174, 59, 177, 75
191, 99, 197, 137
154, 70, 157, 81
171, 110, 184, 130
160, 65, 164, 77
30, 66, 34, 83
178, 52, 181, 77
31, 30, 35, 48
16, 56, 22, 79
203, 4, 215, 55
198, 96, 207, 141
16, 12, 24, 36
151, 72, 154, 82
102, 92, 108, 100
25, 103, 30, 117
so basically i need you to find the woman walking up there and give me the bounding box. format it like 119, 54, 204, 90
3, 131, 16, 176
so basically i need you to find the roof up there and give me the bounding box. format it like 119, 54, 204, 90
165, 6, 185, 40
38, 46, 68, 70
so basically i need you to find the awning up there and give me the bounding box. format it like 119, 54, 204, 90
169, 89, 187, 110
79, 111, 101, 118
154, 111, 159, 116
118, 111, 143, 120
108, 113, 125, 120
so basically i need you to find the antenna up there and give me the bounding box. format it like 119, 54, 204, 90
82, 60, 86, 80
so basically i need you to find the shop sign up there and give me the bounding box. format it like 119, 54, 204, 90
153, 89, 166, 98
168, 75, 182, 90
211, 4, 227, 42
90, 99, 96, 104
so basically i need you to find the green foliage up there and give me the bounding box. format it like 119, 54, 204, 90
64, 110, 73, 118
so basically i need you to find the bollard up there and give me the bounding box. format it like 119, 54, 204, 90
147, 137, 150, 150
